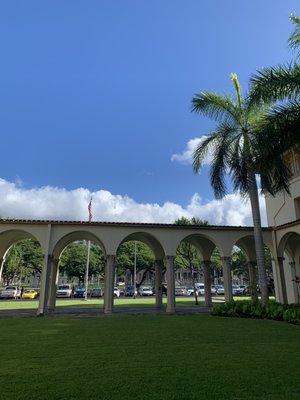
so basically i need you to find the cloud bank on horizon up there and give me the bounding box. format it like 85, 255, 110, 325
0, 178, 267, 226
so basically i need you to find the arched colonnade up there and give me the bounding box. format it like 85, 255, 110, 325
0, 219, 276, 315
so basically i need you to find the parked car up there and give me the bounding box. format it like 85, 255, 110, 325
124, 286, 137, 297
73, 287, 86, 298
195, 283, 205, 295
138, 287, 153, 296
211, 285, 217, 295
22, 289, 39, 299
56, 284, 73, 298
0, 286, 21, 299
232, 285, 244, 296
238, 285, 247, 294
114, 287, 120, 297
215, 285, 225, 295
175, 287, 188, 296
90, 288, 103, 298
186, 287, 199, 296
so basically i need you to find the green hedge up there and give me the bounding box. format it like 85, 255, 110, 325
211, 300, 300, 324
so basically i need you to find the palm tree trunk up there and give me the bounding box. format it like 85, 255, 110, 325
248, 172, 269, 304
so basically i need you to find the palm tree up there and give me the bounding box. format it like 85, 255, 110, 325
250, 15, 300, 153
191, 74, 290, 304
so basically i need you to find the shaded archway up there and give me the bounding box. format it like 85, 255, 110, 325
277, 232, 300, 304
175, 233, 223, 307
233, 235, 275, 301
48, 231, 107, 311
0, 230, 44, 311
114, 232, 166, 310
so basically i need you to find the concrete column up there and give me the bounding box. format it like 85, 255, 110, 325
276, 257, 288, 304
165, 255, 175, 314
104, 255, 116, 314
47, 258, 59, 311
222, 256, 233, 302
248, 261, 258, 301
155, 260, 163, 309
289, 261, 298, 304
0, 257, 5, 285
203, 260, 212, 307
37, 254, 53, 316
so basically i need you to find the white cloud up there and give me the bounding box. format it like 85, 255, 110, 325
0, 178, 267, 226
171, 136, 213, 165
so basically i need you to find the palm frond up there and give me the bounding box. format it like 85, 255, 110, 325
191, 92, 240, 124
209, 135, 230, 199
192, 123, 236, 173
230, 73, 242, 108
289, 14, 300, 54
192, 134, 219, 173
262, 100, 300, 151
249, 63, 300, 104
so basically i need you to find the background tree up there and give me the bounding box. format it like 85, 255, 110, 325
1, 240, 43, 285
116, 241, 155, 289
59, 242, 105, 285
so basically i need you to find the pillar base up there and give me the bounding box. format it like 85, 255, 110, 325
166, 307, 175, 314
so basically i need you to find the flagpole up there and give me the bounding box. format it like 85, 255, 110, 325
84, 240, 91, 301
84, 196, 93, 301
133, 241, 137, 299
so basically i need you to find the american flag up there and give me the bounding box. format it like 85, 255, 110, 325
88, 197, 93, 222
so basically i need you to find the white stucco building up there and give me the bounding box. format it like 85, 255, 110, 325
265, 149, 300, 304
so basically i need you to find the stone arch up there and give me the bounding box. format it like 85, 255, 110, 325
276, 231, 300, 304
277, 231, 300, 259
116, 231, 165, 261
178, 233, 222, 260
51, 230, 107, 260
0, 229, 42, 260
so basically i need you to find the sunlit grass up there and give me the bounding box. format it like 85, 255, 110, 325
0, 314, 298, 400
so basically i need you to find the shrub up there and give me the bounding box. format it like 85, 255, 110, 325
211, 300, 300, 324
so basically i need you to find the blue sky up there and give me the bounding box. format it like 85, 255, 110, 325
0, 1, 298, 223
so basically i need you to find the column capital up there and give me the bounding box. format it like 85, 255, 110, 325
277, 256, 285, 263
106, 254, 116, 261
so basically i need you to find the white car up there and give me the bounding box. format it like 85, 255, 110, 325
138, 287, 153, 296
186, 287, 199, 296
114, 287, 120, 297
56, 284, 72, 298
195, 283, 205, 295
0, 286, 21, 299
216, 285, 225, 295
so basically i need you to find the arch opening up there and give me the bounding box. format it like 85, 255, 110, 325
0, 235, 43, 311
114, 234, 162, 309
278, 232, 300, 304
174, 233, 223, 307
50, 231, 107, 311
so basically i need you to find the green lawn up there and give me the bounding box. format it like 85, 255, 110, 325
0, 297, 203, 310
0, 296, 260, 310
0, 315, 299, 400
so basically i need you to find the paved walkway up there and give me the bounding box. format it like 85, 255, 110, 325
0, 306, 211, 318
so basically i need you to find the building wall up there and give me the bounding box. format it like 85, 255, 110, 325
265, 175, 300, 227
265, 150, 300, 304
